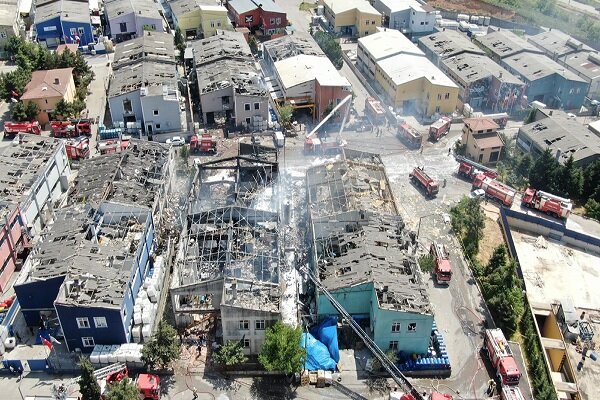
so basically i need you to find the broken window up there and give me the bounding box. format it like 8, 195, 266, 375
123, 99, 132, 113
408, 322, 417, 332
255, 320, 265, 330
243, 339, 250, 348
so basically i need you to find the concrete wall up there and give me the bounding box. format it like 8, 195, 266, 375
108, 90, 144, 127
200, 85, 232, 122
408, 8, 435, 34
141, 93, 182, 133
319, 0, 380, 37
371, 288, 433, 355
61, 20, 94, 47
314, 82, 349, 122
234, 93, 268, 128
20, 140, 70, 235
317, 282, 372, 316
199, 8, 232, 37
221, 305, 279, 355
0, 17, 22, 59
553, 75, 588, 110
0, 207, 28, 292
15, 276, 65, 326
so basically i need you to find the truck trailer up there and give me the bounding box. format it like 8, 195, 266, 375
4, 121, 41, 137
472, 174, 516, 207
398, 122, 423, 149
521, 187, 572, 219
483, 329, 522, 386
409, 167, 439, 198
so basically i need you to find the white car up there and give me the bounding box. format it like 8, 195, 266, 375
166, 136, 185, 146
470, 188, 486, 199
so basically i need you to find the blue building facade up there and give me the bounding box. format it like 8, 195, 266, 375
35, 0, 94, 48
14, 204, 156, 353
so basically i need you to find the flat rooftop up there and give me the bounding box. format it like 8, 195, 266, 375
35, 0, 90, 23
197, 58, 266, 97
0, 0, 18, 26
443, 53, 523, 85
263, 32, 324, 62
313, 211, 431, 314
274, 54, 351, 89
71, 139, 170, 209
222, 278, 280, 313
418, 30, 485, 60
476, 30, 544, 59
0, 134, 62, 205
518, 114, 600, 166
512, 230, 600, 310
169, 0, 226, 17
27, 205, 150, 307
377, 52, 458, 88
105, 0, 161, 20
377, 0, 433, 13
228, 0, 283, 14
321, 0, 379, 15
306, 159, 398, 218
191, 31, 252, 67
112, 31, 176, 70
108, 60, 178, 97
503, 52, 586, 83
358, 29, 424, 61
562, 51, 600, 82
527, 30, 592, 57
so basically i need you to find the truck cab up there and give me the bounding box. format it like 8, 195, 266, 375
430, 242, 452, 285
137, 373, 160, 400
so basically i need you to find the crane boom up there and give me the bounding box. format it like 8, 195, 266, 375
302, 267, 425, 400
306, 94, 353, 139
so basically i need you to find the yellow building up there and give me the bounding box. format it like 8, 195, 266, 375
170, 0, 232, 38
374, 53, 458, 117
320, 0, 381, 37
461, 117, 504, 164
21, 68, 76, 124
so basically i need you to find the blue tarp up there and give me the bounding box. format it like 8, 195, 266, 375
310, 317, 340, 363
301, 333, 337, 371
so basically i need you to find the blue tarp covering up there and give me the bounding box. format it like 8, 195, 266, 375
301, 333, 337, 371
310, 317, 340, 363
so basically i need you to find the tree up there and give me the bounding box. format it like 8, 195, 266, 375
370, 349, 398, 372
557, 155, 583, 199
449, 196, 485, 259
418, 254, 435, 274
0, 68, 32, 102
78, 357, 102, 400
314, 31, 343, 69
179, 145, 190, 167
105, 379, 140, 400
583, 160, 600, 201
249, 36, 258, 54
4, 36, 26, 58
259, 321, 305, 374
213, 341, 248, 367
536, 0, 556, 15
529, 149, 559, 193
584, 198, 600, 221
278, 104, 294, 130
51, 99, 86, 120
11, 101, 39, 122
141, 321, 180, 370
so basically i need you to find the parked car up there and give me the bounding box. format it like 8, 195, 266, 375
470, 188, 486, 199
166, 136, 185, 146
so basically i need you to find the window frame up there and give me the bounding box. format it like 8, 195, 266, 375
407, 322, 417, 332
243, 338, 250, 348
244, 103, 250, 111
255, 320, 266, 330
389, 340, 399, 350
239, 320, 249, 330
76, 317, 90, 329
82, 337, 95, 347
391, 322, 401, 332
94, 316, 108, 328
254, 102, 260, 110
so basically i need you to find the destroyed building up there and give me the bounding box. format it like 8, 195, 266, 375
70, 139, 173, 227
306, 151, 433, 354
171, 144, 281, 355
0, 135, 71, 292
190, 31, 268, 128
14, 203, 157, 352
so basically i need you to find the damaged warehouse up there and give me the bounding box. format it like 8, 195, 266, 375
306, 150, 434, 355
171, 144, 284, 355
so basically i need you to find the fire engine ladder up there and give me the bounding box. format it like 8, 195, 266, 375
67, 362, 127, 387
455, 155, 496, 174
305, 94, 353, 141
303, 267, 425, 400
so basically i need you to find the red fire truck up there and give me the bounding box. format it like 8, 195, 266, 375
409, 167, 439, 198
472, 174, 516, 207
398, 122, 423, 149
456, 155, 498, 181
4, 121, 41, 137
101, 365, 160, 400
521, 187, 572, 219
483, 329, 522, 386
365, 96, 386, 124
51, 119, 92, 138
430, 242, 452, 285
98, 139, 130, 155
429, 117, 452, 141
64, 137, 90, 160
190, 133, 217, 154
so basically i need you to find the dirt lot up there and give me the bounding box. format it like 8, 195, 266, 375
429, 0, 516, 19
477, 205, 505, 265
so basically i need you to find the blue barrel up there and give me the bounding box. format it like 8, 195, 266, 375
590, 352, 598, 361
